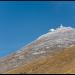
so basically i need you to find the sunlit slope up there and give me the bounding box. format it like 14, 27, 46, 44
5, 45, 75, 74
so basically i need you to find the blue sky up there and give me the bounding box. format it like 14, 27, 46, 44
0, 1, 75, 57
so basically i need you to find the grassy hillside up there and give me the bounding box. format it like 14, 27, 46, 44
4, 45, 75, 74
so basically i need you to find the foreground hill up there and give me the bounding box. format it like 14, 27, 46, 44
0, 25, 75, 74
5, 45, 75, 74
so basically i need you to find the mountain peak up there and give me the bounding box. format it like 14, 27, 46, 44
38, 25, 75, 40
49, 24, 74, 32
0, 25, 75, 74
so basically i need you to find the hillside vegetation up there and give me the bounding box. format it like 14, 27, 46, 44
5, 45, 75, 74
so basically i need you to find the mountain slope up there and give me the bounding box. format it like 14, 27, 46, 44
0, 25, 75, 74
4, 45, 75, 74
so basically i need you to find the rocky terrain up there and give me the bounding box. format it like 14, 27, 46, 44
0, 25, 75, 74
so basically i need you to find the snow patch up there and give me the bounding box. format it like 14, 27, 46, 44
18, 55, 24, 59
16, 50, 22, 54
32, 51, 46, 55
46, 46, 50, 49
49, 29, 55, 32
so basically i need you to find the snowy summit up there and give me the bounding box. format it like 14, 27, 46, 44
38, 24, 74, 40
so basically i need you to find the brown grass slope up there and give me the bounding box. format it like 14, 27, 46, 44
4, 45, 75, 74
